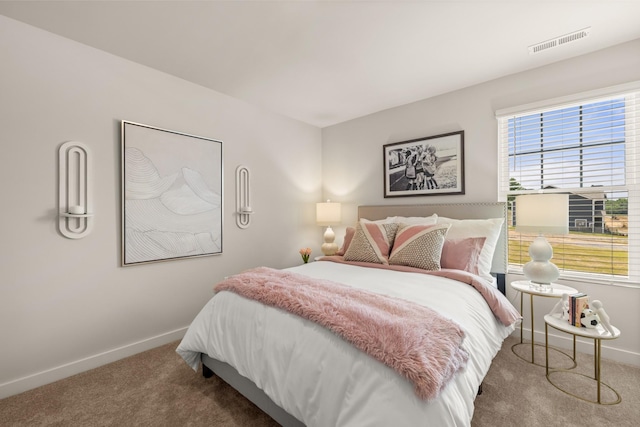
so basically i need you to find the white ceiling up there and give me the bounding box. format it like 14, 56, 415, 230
2, 1, 640, 128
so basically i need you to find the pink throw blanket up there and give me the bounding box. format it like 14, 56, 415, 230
215, 267, 469, 401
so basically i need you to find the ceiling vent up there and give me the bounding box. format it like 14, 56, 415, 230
528, 27, 591, 54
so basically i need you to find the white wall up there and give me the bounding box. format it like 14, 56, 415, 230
2, 14, 639, 401
322, 39, 640, 366
0, 16, 322, 398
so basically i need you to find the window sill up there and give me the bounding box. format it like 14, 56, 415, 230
507, 267, 640, 289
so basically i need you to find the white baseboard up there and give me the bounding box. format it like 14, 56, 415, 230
0, 327, 188, 400
511, 328, 640, 367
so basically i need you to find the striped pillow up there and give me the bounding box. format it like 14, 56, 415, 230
343, 220, 399, 264
389, 223, 451, 270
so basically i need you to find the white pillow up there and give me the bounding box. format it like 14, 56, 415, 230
385, 213, 438, 225
361, 217, 396, 224
436, 217, 504, 281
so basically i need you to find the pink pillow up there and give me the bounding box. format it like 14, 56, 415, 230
337, 227, 356, 256
437, 217, 503, 281
440, 237, 486, 275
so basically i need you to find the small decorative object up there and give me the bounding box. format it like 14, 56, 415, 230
383, 130, 465, 197
68, 205, 85, 215
591, 300, 615, 335
549, 293, 570, 321
299, 248, 312, 263
580, 308, 600, 329
235, 165, 253, 229
59, 141, 93, 239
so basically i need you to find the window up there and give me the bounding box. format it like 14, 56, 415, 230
497, 85, 639, 285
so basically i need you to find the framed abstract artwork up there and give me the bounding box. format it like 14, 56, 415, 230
383, 130, 465, 198
121, 121, 223, 266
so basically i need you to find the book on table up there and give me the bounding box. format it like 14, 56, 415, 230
568, 292, 589, 327
574, 295, 590, 327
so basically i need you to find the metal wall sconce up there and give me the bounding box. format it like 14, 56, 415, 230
59, 141, 93, 239
235, 165, 253, 229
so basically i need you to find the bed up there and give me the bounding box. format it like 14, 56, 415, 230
177, 203, 520, 426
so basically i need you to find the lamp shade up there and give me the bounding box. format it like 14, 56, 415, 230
316, 202, 341, 226
515, 194, 569, 235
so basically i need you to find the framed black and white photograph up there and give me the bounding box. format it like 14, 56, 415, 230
383, 130, 464, 198
121, 121, 223, 266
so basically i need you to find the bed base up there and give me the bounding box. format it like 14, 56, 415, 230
495, 274, 506, 295
201, 353, 305, 427
201, 354, 485, 426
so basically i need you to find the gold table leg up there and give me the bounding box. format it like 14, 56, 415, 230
595, 338, 601, 404
519, 291, 524, 343
530, 293, 535, 363
513, 289, 576, 368
545, 323, 549, 376
545, 324, 620, 405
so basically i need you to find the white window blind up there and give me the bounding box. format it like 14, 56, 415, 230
497, 87, 639, 285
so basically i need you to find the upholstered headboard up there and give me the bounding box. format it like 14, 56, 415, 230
357, 203, 508, 293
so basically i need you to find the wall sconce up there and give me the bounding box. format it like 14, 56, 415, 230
316, 200, 342, 256
58, 141, 93, 239
515, 193, 568, 290
235, 165, 253, 229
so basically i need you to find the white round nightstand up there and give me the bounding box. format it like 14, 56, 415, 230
510, 280, 578, 366
544, 314, 621, 405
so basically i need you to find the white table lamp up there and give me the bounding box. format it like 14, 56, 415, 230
316, 201, 342, 256
516, 194, 568, 290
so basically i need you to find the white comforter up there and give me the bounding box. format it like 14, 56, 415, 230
177, 261, 515, 427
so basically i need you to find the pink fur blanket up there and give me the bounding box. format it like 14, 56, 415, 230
214, 267, 469, 401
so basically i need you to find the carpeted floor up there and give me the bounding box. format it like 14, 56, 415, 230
472, 336, 640, 426
1, 335, 638, 426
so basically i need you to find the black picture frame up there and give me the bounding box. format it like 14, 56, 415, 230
383, 130, 464, 198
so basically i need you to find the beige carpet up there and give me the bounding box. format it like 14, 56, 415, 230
473, 336, 640, 426
1, 336, 638, 426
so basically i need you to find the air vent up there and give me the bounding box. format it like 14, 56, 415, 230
528, 27, 591, 54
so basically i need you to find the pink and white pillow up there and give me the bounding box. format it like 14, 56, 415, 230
388, 223, 451, 270
440, 237, 486, 275
343, 220, 399, 264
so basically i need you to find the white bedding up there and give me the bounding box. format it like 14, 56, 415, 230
177, 261, 515, 427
